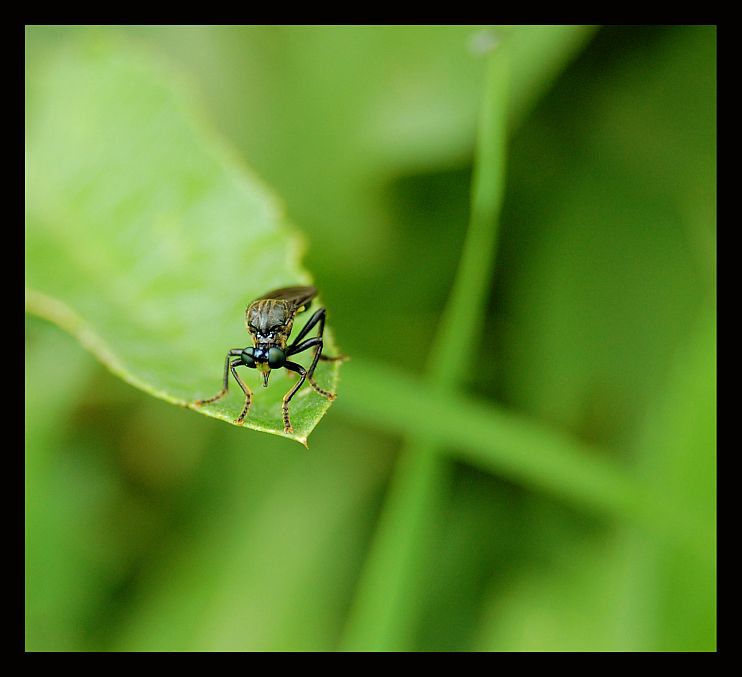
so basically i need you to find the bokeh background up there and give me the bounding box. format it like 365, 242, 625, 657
25, 25, 716, 651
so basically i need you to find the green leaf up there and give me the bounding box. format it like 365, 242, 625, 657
25, 32, 342, 445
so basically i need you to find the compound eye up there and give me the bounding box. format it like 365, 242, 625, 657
267, 347, 286, 369
241, 347, 256, 368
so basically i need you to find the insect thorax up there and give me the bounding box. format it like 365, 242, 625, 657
245, 299, 294, 346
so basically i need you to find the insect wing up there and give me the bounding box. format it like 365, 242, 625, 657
255, 286, 317, 314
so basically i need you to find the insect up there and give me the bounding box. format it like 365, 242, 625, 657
193, 286, 344, 434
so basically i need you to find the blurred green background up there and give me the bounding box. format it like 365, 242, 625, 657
25, 25, 715, 651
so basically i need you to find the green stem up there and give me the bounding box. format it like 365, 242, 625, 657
335, 359, 644, 520
334, 358, 705, 562
339, 44, 510, 651
428, 47, 508, 385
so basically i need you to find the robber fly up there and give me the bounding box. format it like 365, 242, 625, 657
193, 286, 344, 434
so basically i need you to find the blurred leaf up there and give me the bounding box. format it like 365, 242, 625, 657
474, 531, 650, 651
25, 32, 342, 444
112, 426, 392, 651
495, 26, 715, 449
631, 299, 716, 650
25, 319, 111, 651
474, 298, 716, 652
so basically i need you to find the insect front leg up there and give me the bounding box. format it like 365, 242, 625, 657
194, 349, 243, 405
281, 360, 308, 434
290, 307, 345, 358
287, 337, 335, 400
230, 361, 253, 424
289, 307, 327, 345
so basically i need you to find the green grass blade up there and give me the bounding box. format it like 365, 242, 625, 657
335, 359, 647, 521
429, 39, 509, 386
340, 42, 511, 651
337, 357, 707, 563
25, 33, 342, 444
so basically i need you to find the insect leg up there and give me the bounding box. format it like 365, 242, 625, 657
290, 307, 349, 360
289, 307, 326, 346
194, 350, 243, 405
281, 360, 308, 433
286, 337, 335, 400
319, 353, 347, 362
231, 361, 253, 424
286, 337, 322, 357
